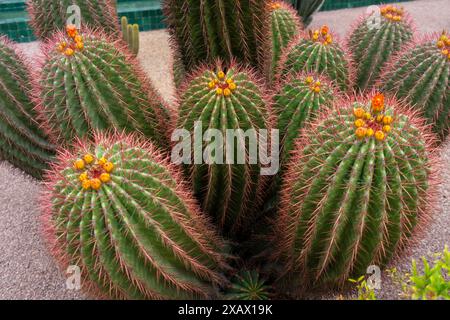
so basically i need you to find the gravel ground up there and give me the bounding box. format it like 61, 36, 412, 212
1, 0, 449, 299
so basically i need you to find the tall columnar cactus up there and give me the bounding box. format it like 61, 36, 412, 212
163, 0, 268, 75
381, 32, 450, 140
279, 26, 352, 91
42, 133, 230, 299
176, 63, 271, 236
27, 0, 120, 40
274, 72, 337, 168
348, 5, 414, 92
266, 1, 303, 83
36, 26, 171, 151
274, 93, 436, 288
121, 16, 140, 56
0, 37, 55, 179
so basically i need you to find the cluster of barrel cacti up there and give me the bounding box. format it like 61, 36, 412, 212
0, 1, 447, 301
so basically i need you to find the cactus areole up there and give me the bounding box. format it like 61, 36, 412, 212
43, 133, 230, 299
276, 93, 434, 288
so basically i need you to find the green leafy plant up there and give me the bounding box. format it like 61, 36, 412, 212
35, 26, 171, 151
348, 275, 377, 300
226, 270, 271, 300
121, 17, 140, 56
273, 93, 436, 289
0, 36, 55, 179
290, 0, 325, 26
42, 132, 231, 299
27, 0, 120, 40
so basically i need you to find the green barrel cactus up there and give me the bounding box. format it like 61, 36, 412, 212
0, 36, 55, 179
266, 1, 303, 83
36, 26, 171, 151
42, 133, 230, 299
176, 63, 270, 236
274, 93, 436, 288
163, 0, 268, 74
348, 4, 414, 92
27, 0, 120, 40
381, 32, 450, 140
275, 72, 337, 168
279, 25, 351, 91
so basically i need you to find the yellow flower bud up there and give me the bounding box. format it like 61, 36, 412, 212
90, 179, 102, 190
383, 115, 393, 125
353, 107, 365, 118
97, 157, 107, 166
366, 128, 374, 137
75, 35, 83, 43
226, 78, 233, 84
83, 154, 94, 164
442, 49, 449, 56
229, 82, 237, 90
223, 88, 232, 96
208, 81, 215, 89
355, 127, 367, 139
437, 41, 445, 48
216, 88, 223, 96
103, 162, 114, 173
364, 112, 372, 120
100, 173, 111, 183
375, 130, 385, 141
376, 114, 384, 123
354, 119, 365, 128
82, 179, 91, 190
76, 42, 84, 50
313, 86, 321, 93
305, 76, 314, 84
73, 159, 85, 170
64, 48, 74, 56
79, 172, 88, 182
383, 125, 391, 133
217, 71, 225, 79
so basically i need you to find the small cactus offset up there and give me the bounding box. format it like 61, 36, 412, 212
274, 93, 436, 288
266, 1, 303, 83
226, 270, 271, 300
176, 62, 271, 236
0, 36, 55, 179
121, 16, 140, 56
381, 32, 450, 140
42, 133, 230, 299
27, 0, 120, 40
274, 72, 338, 168
163, 0, 268, 75
36, 26, 171, 151
279, 26, 352, 91
348, 5, 414, 92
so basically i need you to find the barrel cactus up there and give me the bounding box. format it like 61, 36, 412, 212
266, 1, 302, 83
381, 32, 450, 140
163, 0, 268, 75
348, 4, 414, 92
35, 26, 171, 151
275, 72, 338, 168
226, 270, 271, 300
0, 36, 55, 179
176, 63, 271, 236
274, 93, 436, 288
27, 0, 120, 40
279, 26, 352, 91
42, 133, 230, 299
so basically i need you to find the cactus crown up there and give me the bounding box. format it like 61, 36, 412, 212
380, 4, 406, 22
436, 31, 450, 59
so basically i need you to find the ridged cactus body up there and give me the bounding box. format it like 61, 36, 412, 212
27, 0, 119, 40
275, 72, 337, 167
36, 27, 170, 150
176, 64, 270, 236
163, 0, 268, 74
382, 32, 450, 140
348, 5, 414, 91
279, 26, 351, 91
0, 37, 55, 179
267, 2, 302, 82
121, 16, 140, 56
42, 133, 230, 299
275, 94, 435, 288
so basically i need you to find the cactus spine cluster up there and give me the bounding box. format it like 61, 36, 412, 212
275, 93, 435, 287
275, 72, 337, 168
42, 133, 230, 299
279, 26, 351, 91
27, 0, 120, 40
0, 37, 55, 179
382, 32, 450, 140
176, 63, 270, 236
121, 16, 140, 56
266, 1, 302, 83
163, 0, 268, 74
36, 26, 171, 150
348, 5, 414, 91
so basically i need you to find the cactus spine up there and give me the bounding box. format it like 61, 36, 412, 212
121, 16, 140, 56
275, 93, 435, 288
275, 72, 337, 168
279, 26, 351, 91
27, 0, 119, 40
266, 1, 303, 83
0, 36, 55, 179
176, 63, 270, 236
42, 133, 230, 299
382, 32, 450, 140
348, 5, 414, 91
163, 0, 268, 74
36, 27, 171, 151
